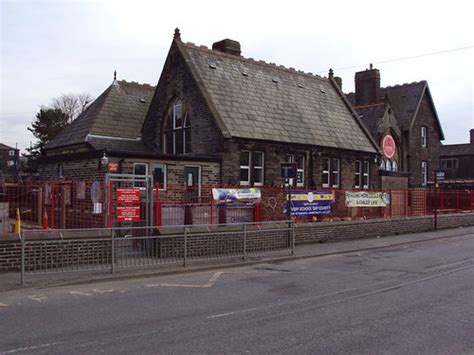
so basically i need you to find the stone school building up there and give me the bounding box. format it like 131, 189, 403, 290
40, 29, 444, 193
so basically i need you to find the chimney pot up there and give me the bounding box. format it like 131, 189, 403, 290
212, 39, 241, 56
470, 129, 474, 144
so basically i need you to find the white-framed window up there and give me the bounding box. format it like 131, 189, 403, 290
331, 158, 340, 188
253, 151, 264, 186
392, 161, 398, 172
421, 126, 427, 147
385, 160, 392, 171
355, 160, 369, 189
322, 158, 340, 188
363, 161, 370, 188
240, 151, 250, 186
133, 162, 148, 187
379, 158, 386, 170
240, 151, 264, 186
421, 161, 428, 186
8, 150, 15, 156
164, 100, 191, 155
322, 158, 330, 188
284, 154, 305, 187
152, 163, 167, 190
58, 164, 63, 179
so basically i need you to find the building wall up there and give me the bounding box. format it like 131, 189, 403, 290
408, 94, 442, 186
221, 139, 378, 189
142, 42, 224, 158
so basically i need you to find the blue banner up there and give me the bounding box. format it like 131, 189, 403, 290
285, 191, 334, 216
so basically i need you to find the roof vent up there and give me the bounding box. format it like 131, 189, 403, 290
242, 71, 248, 77
209, 63, 217, 69
139, 98, 147, 103
272, 77, 279, 83
297, 83, 304, 88
319, 87, 326, 93
212, 39, 241, 56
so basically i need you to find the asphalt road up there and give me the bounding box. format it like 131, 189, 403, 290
1, 234, 473, 354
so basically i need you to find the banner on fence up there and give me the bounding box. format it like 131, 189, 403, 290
212, 188, 261, 202
286, 191, 334, 216
345, 191, 390, 207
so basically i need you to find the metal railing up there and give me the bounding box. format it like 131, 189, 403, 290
20, 221, 295, 285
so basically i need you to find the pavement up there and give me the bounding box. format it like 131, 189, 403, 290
1, 225, 473, 293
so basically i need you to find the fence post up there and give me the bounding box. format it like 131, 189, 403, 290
20, 232, 25, 286
183, 227, 187, 267
155, 184, 161, 227
243, 223, 247, 260
111, 229, 115, 274
291, 221, 295, 255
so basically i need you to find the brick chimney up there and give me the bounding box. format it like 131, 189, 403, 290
355, 64, 380, 106
212, 39, 241, 56
470, 129, 474, 144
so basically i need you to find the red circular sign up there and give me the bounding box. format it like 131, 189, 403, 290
382, 135, 396, 159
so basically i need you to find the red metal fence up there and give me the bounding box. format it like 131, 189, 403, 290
1, 181, 473, 237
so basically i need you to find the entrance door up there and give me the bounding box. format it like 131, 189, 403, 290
184, 166, 201, 203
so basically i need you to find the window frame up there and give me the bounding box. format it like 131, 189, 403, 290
239, 151, 251, 186
133, 162, 148, 188
421, 161, 428, 186
253, 151, 264, 186
363, 161, 370, 189
151, 163, 167, 190
322, 158, 331, 188
421, 126, 427, 147
284, 154, 305, 187
163, 100, 191, 155
354, 160, 362, 188
331, 158, 340, 188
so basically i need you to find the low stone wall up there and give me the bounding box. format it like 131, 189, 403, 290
295, 212, 474, 244
1, 213, 473, 272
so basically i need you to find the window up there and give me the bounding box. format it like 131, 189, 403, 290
58, 164, 63, 179
421, 161, 428, 186
240, 151, 250, 185
322, 158, 340, 188
392, 161, 398, 172
385, 160, 392, 171
363, 161, 370, 188
240, 151, 264, 186
379, 158, 386, 170
441, 158, 458, 169
355, 161, 361, 188
152, 163, 167, 190
163, 100, 191, 154
355, 160, 370, 189
253, 152, 264, 186
421, 126, 427, 147
8, 150, 15, 156
284, 154, 305, 187
133, 163, 148, 187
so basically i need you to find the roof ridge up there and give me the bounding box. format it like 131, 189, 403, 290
382, 80, 426, 90
183, 41, 327, 81
354, 103, 386, 109
117, 79, 155, 88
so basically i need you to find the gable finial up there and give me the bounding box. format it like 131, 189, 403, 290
369, 63, 373, 70
114, 70, 117, 81
328, 68, 334, 78
174, 28, 181, 40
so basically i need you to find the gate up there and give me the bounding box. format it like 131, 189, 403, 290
105, 173, 154, 229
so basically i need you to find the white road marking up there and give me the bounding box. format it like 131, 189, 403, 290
27, 295, 47, 302
70, 291, 92, 297
93, 288, 115, 294
0, 341, 63, 354
147, 271, 225, 288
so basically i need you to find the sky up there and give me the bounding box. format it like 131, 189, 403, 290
1, 0, 473, 153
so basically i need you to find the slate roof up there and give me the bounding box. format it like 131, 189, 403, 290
346, 81, 446, 135
353, 103, 387, 138
179, 42, 378, 153
0, 143, 16, 151
46, 80, 155, 153
440, 143, 474, 157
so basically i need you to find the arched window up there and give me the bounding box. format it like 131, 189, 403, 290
392, 161, 398, 172
379, 158, 386, 170
385, 160, 392, 171
163, 100, 191, 154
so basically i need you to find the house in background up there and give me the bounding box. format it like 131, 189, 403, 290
346, 66, 445, 188
439, 129, 474, 188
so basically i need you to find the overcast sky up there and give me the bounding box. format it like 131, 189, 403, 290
1, 0, 473, 152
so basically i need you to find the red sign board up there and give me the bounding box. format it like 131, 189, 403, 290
117, 206, 141, 222
117, 188, 141, 204
108, 163, 119, 172
382, 134, 396, 159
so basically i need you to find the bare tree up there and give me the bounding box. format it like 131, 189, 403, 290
51, 92, 94, 123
